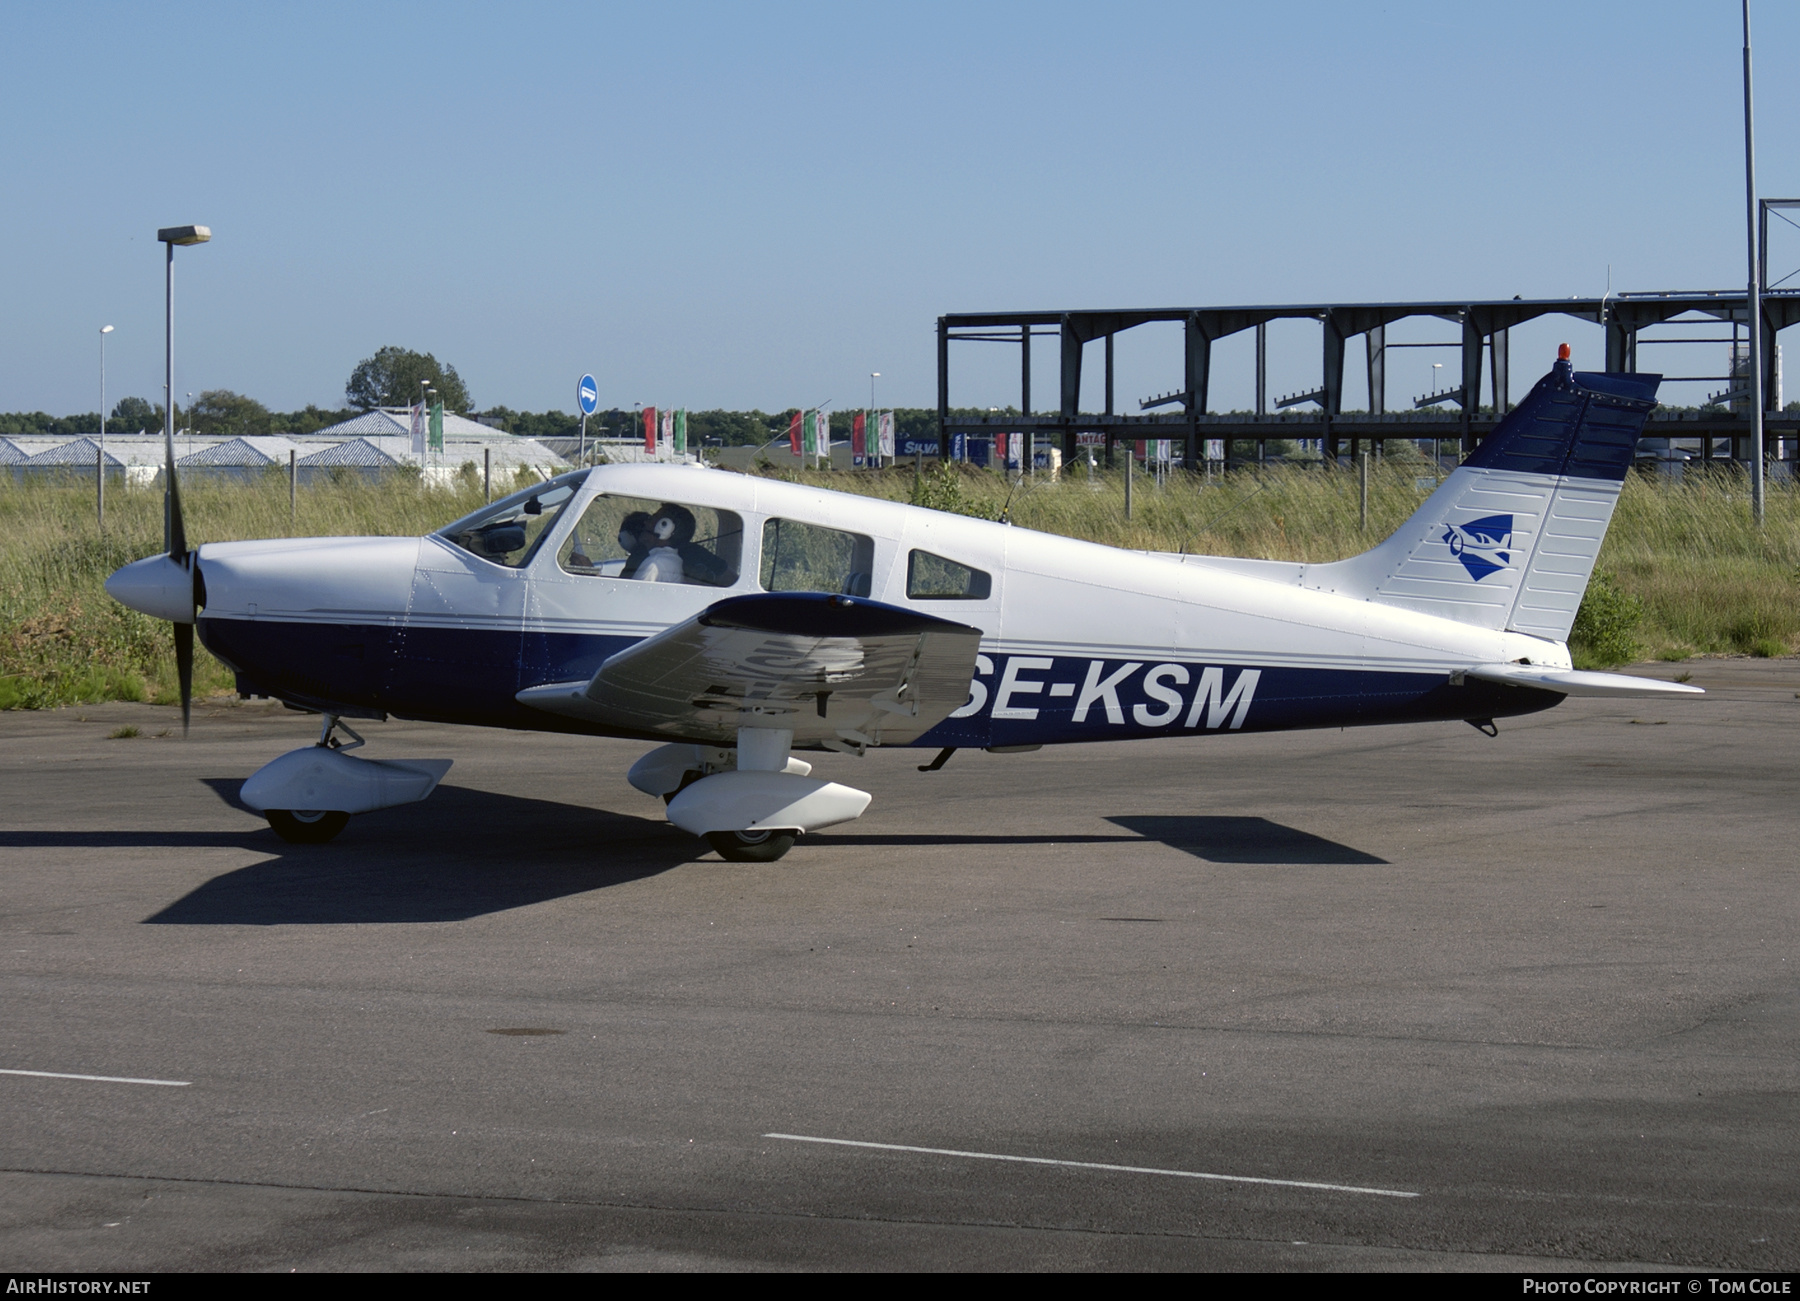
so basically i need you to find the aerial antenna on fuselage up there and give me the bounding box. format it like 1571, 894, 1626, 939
997, 467, 1026, 524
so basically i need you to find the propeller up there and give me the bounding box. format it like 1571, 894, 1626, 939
166, 419, 192, 736
103, 412, 200, 735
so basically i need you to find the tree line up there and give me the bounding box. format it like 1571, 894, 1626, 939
0, 341, 1020, 446
0, 399, 1011, 446
22, 342, 1772, 447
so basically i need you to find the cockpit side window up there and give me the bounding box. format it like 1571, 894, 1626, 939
907, 550, 992, 600
556, 494, 743, 587
760, 519, 875, 596
436, 471, 584, 568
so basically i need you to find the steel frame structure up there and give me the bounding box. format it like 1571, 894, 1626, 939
936, 289, 1800, 468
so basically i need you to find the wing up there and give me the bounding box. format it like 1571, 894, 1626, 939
517, 592, 984, 749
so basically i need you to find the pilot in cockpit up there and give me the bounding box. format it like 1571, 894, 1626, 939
627, 504, 735, 586
634, 507, 688, 584
614, 511, 654, 579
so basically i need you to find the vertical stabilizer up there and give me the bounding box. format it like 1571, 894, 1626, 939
1305, 353, 1659, 641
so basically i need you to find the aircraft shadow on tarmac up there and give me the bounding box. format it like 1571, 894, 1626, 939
812, 816, 1386, 865
92, 781, 693, 926
0, 792, 1383, 927
1106, 816, 1387, 865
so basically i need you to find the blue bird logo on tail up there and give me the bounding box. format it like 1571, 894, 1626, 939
1441, 514, 1514, 581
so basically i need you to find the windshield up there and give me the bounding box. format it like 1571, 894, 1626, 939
436, 470, 587, 567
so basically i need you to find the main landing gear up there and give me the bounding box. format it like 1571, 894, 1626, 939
631, 729, 872, 863
704, 829, 798, 863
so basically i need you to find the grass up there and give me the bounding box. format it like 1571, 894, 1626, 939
2, 458, 1794, 709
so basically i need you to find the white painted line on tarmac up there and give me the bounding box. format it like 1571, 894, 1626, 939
763, 1133, 1418, 1199
1, 1069, 190, 1087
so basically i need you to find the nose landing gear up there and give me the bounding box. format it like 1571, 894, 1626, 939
242, 712, 453, 846
265, 808, 352, 844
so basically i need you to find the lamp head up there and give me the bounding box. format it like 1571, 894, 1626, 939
157, 225, 211, 246
100, 325, 114, 335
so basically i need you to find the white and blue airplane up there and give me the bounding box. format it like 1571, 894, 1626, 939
106, 349, 1700, 860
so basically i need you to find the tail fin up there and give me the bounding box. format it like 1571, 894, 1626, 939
1309, 354, 1659, 641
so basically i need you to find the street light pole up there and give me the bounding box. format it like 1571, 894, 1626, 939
1743, 0, 1765, 526
156, 225, 211, 552
98, 324, 114, 529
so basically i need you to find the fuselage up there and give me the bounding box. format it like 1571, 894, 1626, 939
194, 462, 1564, 747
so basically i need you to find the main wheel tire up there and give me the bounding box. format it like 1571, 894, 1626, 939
266, 809, 350, 844
705, 829, 797, 863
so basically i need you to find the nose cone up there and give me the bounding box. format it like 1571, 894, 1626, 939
106, 553, 195, 623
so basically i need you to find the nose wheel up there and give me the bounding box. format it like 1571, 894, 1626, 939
705, 829, 796, 862
265, 809, 350, 844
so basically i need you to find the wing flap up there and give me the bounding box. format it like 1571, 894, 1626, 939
518, 593, 984, 746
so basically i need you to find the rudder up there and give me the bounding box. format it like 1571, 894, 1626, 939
1306, 353, 1659, 641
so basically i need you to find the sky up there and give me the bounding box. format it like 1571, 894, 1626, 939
3, 1, 1797, 422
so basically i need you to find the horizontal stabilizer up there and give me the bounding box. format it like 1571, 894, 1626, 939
1463, 664, 1703, 697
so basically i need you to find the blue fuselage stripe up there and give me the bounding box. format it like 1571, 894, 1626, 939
202, 617, 1561, 744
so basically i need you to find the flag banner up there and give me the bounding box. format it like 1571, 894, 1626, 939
951, 432, 967, 461
660, 408, 673, 457
428, 402, 444, 451
1205, 438, 1224, 461
674, 409, 687, 455
643, 406, 657, 454
788, 411, 802, 455
878, 411, 894, 459
802, 410, 818, 459
1135, 439, 1146, 461
851, 412, 866, 465
410, 403, 424, 455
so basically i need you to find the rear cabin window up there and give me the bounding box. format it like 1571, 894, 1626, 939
907, 550, 992, 600
557, 494, 743, 587
760, 519, 875, 596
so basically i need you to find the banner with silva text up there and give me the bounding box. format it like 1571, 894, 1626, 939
643, 406, 658, 454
